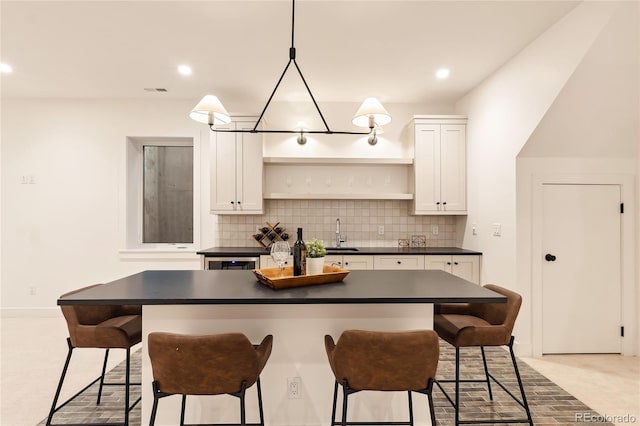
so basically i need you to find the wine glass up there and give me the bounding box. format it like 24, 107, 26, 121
270, 241, 290, 277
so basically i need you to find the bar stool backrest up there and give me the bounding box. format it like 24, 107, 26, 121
473, 284, 522, 333
60, 284, 141, 348
148, 332, 261, 395
325, 329, 439, 391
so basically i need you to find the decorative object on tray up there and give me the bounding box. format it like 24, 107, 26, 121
305, 239, 326, 275
253, 221, 289, 249
254, 265, 349, 289
411, 234, 427, 248
398, 238, 410, 248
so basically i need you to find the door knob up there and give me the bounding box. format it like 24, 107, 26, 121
545, 254, 557, 262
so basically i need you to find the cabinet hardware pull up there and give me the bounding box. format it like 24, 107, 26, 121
397, 261, 401, 264
447, 262, 451, 265
454, 262, 458, 265
436, 201, 440, 205
230, 201, 235, 205
237, 201, 241, 204
345, 262, 349, 265
442, 201, 447, 205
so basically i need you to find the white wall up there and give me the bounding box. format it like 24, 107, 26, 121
517, 2, 639, 356
455, 1, 621, 355
0, 99, 209, 311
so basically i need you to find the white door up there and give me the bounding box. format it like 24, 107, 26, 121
541, 184, 622, 354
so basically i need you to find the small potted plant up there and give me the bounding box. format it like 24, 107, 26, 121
306, 239, 327, 275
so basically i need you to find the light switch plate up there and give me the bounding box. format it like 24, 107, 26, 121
492, 223, 501, 237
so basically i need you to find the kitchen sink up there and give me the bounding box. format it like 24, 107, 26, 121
325, 247, 359, 251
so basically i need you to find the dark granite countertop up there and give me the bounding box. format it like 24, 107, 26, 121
196, 246, 482, 257
58, 269, 502, 306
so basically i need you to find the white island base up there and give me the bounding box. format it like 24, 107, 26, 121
142, 303, 435, 426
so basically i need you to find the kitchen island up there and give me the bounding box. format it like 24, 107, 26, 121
59, 270, 504, 426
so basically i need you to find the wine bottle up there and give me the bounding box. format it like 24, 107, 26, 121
293, 227, 306, 276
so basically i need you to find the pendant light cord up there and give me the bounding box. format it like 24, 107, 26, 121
253, 0, 334, 134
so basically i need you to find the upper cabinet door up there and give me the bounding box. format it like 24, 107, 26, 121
414, 124, 441, 212
210, 125, 237, 212
210, 119, 264, 214
412, 117, 467, 215
236, 122, 263, 213
440, 124, 466, 212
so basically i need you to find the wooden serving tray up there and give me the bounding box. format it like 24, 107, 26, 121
253, 265, 349, 289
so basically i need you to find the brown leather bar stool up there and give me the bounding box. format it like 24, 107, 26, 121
324, 329, 440, 426
147, 332, 273, 426
433, 284, 533, 425
47, 284, 142, 426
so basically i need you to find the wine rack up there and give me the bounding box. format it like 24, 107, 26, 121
253, 221, 289, 249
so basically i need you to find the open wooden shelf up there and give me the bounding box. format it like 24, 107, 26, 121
263, 157, 413, 165
264, 193, 414, 200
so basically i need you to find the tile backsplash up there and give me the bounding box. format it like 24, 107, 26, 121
214, 200, 457, 248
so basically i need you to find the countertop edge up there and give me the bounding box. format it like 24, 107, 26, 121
196, 247, 483, 256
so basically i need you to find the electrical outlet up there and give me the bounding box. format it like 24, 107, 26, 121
492, 223, 502, 237
378, 225, 385, 235
431, 225, 439, 235
287, 377, 302, 399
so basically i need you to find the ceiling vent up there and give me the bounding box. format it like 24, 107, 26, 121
144, 88, 168, 93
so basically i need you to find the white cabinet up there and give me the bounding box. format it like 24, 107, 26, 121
210, 119, 263, 214
259, 255, 293, 269
412, 116, 466, 214
325, 255, 374, 270
373, 255, 425, 270
425, 255, 480, 284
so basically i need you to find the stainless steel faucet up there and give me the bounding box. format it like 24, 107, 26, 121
336, 218, 345, 248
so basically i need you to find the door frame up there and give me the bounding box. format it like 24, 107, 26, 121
531, 173, 635, 357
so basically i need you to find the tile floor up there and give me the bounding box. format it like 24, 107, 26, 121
1, 315, 639, 426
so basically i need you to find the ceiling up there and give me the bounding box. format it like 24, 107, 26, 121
1, 1, 579, 108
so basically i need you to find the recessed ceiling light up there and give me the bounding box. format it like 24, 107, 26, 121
0, 63, 13, 74
178, 65, 192, 76
435, 68, 450, 80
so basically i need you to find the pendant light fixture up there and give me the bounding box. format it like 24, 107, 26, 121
189, 0, 391, 139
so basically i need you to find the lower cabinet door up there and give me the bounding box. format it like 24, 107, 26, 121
342, 255, 374, 270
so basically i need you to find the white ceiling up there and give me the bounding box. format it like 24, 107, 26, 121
1, 1, 579, 108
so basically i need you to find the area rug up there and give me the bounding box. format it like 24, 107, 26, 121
39, 342, 611, 426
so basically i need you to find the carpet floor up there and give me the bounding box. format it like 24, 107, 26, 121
39, 340, 612, 426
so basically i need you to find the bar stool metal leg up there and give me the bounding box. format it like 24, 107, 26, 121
256, 378, 265, 426
480, 347, 493, 401
97, 349, 110, 405
341, 379, 348, 426
124, 348, 131, 426
179, 394, 187, 426
455, 347, 460, 426
408, 391, 414, 426
46, 339, 74, 426
331, 380, 339, 426
509, 339, 534, 426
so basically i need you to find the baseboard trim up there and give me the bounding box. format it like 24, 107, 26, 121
1, 307, 60, 318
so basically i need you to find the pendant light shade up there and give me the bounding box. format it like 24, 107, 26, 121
189, 95, 232, 126
352, 97, 392, 128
